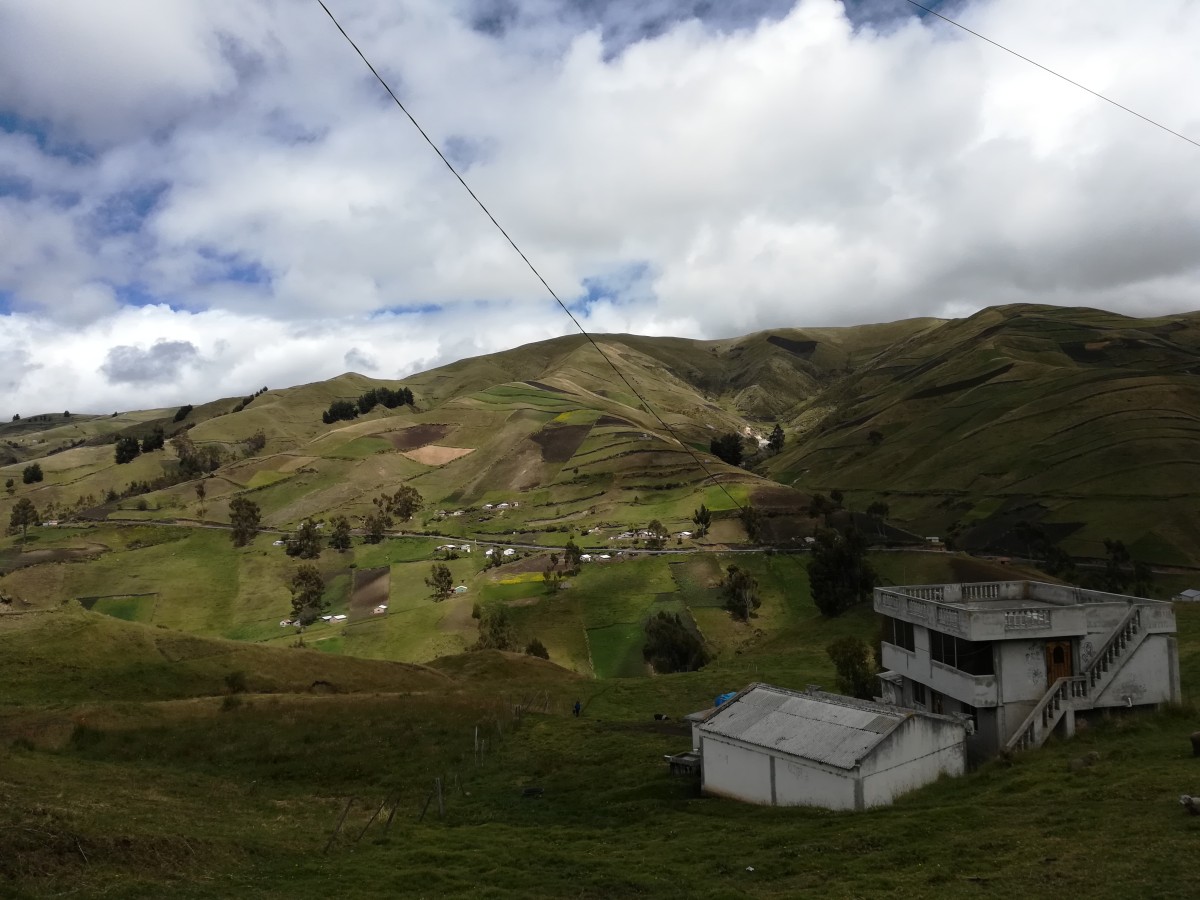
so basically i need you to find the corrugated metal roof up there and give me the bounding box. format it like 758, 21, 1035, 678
699, 685, 910, 769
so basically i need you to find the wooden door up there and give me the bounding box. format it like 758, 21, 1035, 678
1045, 641, 1072, 685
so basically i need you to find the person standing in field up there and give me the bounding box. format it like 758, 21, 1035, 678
573, 700, 581, 718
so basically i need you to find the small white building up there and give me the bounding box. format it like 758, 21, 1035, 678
1175, 588, 1200, 603
695, 684, 966, 811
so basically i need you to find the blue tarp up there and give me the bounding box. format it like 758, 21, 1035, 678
714, 692, 737, 708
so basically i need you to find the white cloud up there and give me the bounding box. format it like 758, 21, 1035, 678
2, 0, 1200, 415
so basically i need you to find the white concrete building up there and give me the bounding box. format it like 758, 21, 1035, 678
694, 684, 966, 810
875, 581, 1181, 759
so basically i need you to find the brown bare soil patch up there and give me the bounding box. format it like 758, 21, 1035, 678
1, 544, 107, 573
277, 455, 317, 473
751, 485, 810, 511
524, 380, 563, 393
387, 423, 451, 451
505, 597, 542, 607
403, 445, 474, 465
595, 415, 632, 427
350, 566, 390, 621
530, 424, 592, 463
487, 553, 552, 576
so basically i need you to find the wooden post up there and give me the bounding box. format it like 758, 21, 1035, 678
355, 797, 387, 842
436, 777, 444, 818
417, 789, 434, 822
323, 797, 355, 854
383, 795, 399, 833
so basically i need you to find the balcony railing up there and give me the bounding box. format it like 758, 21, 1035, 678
1003, 609, 1051, 630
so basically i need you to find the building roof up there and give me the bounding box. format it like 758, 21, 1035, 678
698, 684, 927, 770
1179, 588, 1200, 600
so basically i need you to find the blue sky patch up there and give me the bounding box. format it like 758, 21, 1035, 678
0, 110, 95, 164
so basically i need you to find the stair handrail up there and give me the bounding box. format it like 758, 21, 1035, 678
1004, 675, 1085, 752
1083, 605, 1142, 678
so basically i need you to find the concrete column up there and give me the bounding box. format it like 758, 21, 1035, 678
1061, 708, 1075, 739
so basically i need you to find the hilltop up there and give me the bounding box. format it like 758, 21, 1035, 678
2, 303, 1198, 565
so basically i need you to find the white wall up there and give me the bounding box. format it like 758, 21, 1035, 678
773, 757, 857, 811
997, 639, 1047, 702
1094, 634, 1179, 707
859, 717, 966, 808
700, 736, 773, 805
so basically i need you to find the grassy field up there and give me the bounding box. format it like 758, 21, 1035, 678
3, 590, 1199, 898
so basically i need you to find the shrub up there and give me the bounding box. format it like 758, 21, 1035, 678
524, 638, 550, 659
643, 611, 710, 673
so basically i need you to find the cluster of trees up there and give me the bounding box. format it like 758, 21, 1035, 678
540, 540, 583, 592
826, 636, 877, 699
286, 519, 323, 559
8, 497, 38, 543
328, 516, 352, 551
229, 497, 262, 547
692, 504, 711, 537
289, 564, 327, 626
356, 387, 412, 414
808, 528, 876, 617
643, 519, 668, 549
426, 563, 454, 600
473, 600, 517, 650
643, 611, 710, 673
172, 432, 226, 477
173, 404, 194, 422
710, 424, 784, 467
321, 386, 414, 424
363, 485, 423, 543
709, 433, 744, 466
115, 427, 166, 464
231, 387, 269, 414
22, 463, 42, 484
720, 564, 761, 621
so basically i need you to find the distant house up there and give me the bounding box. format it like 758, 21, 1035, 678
580, 554, 592, 562
484, 548, 494, 556
459, 544, 471, 552
876, 581, 1181, 759
1175, 588, 1200, 603
693, 684, 966, 810
453, 585, 469, 594
502, 548, 515, 557
598, 554, 611, 560
497, 502, 510, 509
483, 504, 494, 510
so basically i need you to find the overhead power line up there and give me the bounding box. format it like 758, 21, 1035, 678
904, 0, 1200, 153
316, 1, 748, 511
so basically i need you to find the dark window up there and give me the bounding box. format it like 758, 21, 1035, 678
883, 615, 915, 652
912, 682, 926, 706
930, 632, 994, 676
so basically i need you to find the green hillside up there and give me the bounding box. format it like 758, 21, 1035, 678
765, 305, 1200, 565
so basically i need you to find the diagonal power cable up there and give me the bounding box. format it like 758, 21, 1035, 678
905, 0, 1200, 152
316, 0, 746, 510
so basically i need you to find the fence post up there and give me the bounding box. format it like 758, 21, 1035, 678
436, 777, 444, 818
355, 797, 387, 842
323, 797, 355, 854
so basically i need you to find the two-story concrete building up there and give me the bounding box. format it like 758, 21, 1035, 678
874, 581, 1181, 759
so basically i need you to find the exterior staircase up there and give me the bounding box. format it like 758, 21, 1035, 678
1005, 607, 1146, 752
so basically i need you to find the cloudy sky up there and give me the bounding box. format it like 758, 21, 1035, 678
3, 0, 1200, 416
